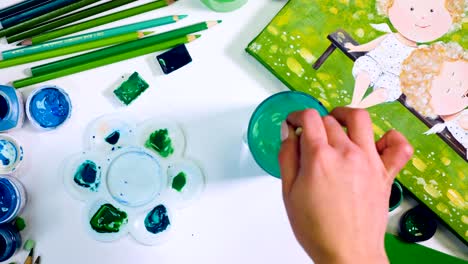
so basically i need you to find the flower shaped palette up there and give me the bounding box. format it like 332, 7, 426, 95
62, 115, 205, 245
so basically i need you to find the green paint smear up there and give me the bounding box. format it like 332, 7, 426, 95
73, 160, 100, 192
144, 205, 170, 234
172, 172, 186, 192
90, 203, 128, 233
247, 0, 467, 243
145, 129, 174, 158
113, 72, 150, 105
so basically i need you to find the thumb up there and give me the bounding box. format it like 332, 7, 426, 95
376, 130, 413, 181
278, 121, 300, 197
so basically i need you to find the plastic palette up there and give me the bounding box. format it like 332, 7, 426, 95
62, 115, 205, 245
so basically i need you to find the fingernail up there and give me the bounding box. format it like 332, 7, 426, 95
281, 121, 289, 141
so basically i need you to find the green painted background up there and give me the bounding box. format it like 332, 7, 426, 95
247, 0, 467, 244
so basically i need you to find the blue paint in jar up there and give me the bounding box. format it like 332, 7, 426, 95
0, 225, 21, 262
0, 176, 27, 224
27, 87, 71, 130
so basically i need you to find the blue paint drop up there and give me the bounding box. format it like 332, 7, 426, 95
105, 131, 120, 145
28, 87, 71, 129
144, 205, 170, 234
73, 160, 100, 192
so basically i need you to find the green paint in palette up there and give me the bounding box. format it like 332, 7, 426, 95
172, 172, 186, 192
113, 72, 149, 105
247, 91, 328, 178
145, 129, 174, 158
90, 203, 128, 233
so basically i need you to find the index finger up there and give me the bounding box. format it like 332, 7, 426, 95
330, 107, 375, 151
287, 109, 328, 146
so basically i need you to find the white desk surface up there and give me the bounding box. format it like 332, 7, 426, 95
0, 0, 467, 263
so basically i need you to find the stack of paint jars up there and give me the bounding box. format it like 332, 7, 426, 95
0, 84, 71, 261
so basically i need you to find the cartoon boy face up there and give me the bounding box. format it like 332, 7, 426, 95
389, 0, 453, 43
430, 60, 468, 115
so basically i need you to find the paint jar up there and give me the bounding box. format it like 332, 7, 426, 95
0, 135, 24, 175
0, 85, 24, 132
0, 224, 22, 262
0, 176, 27, 225
247, 91, 328, 178
26, 86, 72, 131
389, 181, 403, 212
200, 0, 248, 12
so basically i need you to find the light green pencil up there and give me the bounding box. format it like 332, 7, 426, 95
0, 32, 151, 69
28, 0, 177, 44
13, 35, 199, 89
4, 15, 186, 60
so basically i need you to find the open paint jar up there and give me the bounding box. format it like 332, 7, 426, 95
200, 0, 248, 12
0, 176, 27, 225
0, 135, 24, 175
26, 86, 72, 130
247, 91, 328, 178
0, 85, 24, 132
0, 224, 22, 262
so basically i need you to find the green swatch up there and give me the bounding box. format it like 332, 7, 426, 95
145, 129, 174, 157
90, 203, 128, 233
113, 72, 150, 105
172, 172, 186, 192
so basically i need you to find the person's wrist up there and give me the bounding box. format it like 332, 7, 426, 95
311, 246, 389, 264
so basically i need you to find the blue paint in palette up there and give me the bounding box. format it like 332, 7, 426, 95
144, 205, 170, 234
0, 225, 21, 262
27, 87, 71, 130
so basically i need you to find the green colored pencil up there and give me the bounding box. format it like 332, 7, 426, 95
11, 0, 138, 44
31, 21, 221, 76
0, 0, 99, 38
13, 35, 199, 89
0, 32, 151, 69
4, 15, 186, 60
25, 0, 177, 45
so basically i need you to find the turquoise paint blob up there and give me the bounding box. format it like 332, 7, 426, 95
0, 177, 26, 224
0, 225, 22, 262
144, 205, 170, 234
0, 140, 17, 167
247, 91, 328, 178
27, 87, 71, 129
73, 160, 100, 192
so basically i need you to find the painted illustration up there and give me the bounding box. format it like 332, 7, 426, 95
345, 0, 465, 108
401, 42, 468, 158
247, 0, 468, 243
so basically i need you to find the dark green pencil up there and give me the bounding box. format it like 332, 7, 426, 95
10, 0, 138, 44
0, 0, 99, 38
31, 21, 221, 76
20, 0, 177, 45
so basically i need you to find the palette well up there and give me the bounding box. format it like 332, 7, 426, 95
62, 114, 205, 245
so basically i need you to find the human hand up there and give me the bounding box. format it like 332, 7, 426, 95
279, 107, 413, 264
345, 42, 358, 52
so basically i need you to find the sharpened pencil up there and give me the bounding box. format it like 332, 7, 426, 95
11, 0, 138, 44
23, 0, 177, 45
0, 32, 152, 69
13, 35, 200, 88
5, 15, 186, 60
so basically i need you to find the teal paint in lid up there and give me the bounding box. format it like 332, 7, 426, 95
200, 0, 248, 12
247, 91, 328, 178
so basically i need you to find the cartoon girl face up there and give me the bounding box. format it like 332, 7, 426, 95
430, 60, 468, 115
389, 0, 453, 43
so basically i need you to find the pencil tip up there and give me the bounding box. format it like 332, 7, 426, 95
29, 248, 34, 257
178, 15, 188, 19
34, 256, 41, 264
142, 31, 153, 36
18, 38, 31, 46
166, 0, 176, 4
